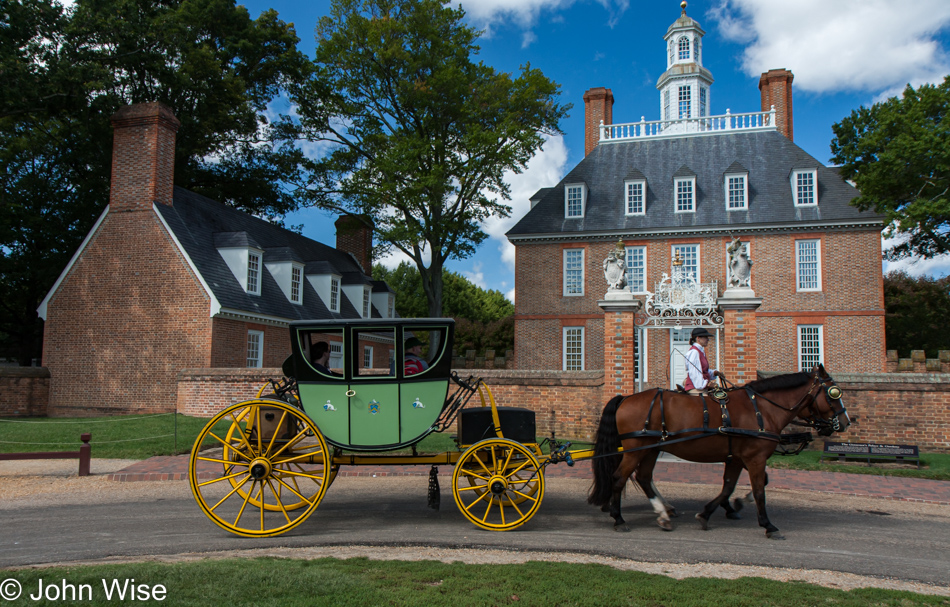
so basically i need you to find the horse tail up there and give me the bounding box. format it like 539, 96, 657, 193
587, 394, 625, 507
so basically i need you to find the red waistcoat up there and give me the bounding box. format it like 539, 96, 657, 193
683, 345, 710, 390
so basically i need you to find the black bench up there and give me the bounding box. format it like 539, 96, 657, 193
820, 441, 920, 469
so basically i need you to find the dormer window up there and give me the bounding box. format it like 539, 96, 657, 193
388, 295, 395, 318
674, 177, 695, 213
290, 265, 302, 304
330, 277, 340, 312
362, 288, 371, 318
678, 36, 690, 60
792, 170, 818, 207
247, 251, 262, 295
565, 183, 586, 218
725, 173, 748, 210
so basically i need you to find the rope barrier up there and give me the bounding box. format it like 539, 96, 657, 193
0, 413, 175, 424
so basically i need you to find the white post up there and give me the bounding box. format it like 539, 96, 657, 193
599, 119, 606, 141
769, 104, 776, 128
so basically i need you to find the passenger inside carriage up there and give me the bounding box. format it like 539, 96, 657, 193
312, 341, 341, 377
403, 337, 429, 375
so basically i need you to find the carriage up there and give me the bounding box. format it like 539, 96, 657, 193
188, 318, 848, 539
188, 318, 563, 537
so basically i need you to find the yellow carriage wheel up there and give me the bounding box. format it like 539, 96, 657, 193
222, 408, 338, 511
452, 439, 545, 531
462, 443, 543, 506
189, 399, 331, 537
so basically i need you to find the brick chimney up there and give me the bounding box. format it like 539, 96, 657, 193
109, 103, 180, 211
583, 87, 614, 156
335, 215, 374, 274
758, 69, 794, 141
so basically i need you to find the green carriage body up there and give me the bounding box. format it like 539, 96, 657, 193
288, 318, 455, 451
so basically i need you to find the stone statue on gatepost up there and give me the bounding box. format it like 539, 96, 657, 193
727, 237, 753, 290
603, 240, 627, 293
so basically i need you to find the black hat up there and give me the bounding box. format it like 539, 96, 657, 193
405, 337, 423, 349
690, 327, 712, 339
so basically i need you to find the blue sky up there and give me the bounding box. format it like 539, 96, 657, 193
238, 0, 950, 299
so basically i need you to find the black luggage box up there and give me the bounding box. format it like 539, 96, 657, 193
459, 406, 536, 445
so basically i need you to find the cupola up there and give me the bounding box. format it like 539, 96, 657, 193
656, 2, 714, 130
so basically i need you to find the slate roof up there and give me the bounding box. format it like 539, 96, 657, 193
158, 187, 380, 321
507, 130, 883, 240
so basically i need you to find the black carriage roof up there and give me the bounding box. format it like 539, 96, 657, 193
290, 318, 454, 329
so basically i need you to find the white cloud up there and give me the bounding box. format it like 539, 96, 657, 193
456, 0, 629, 33
462, 263, 488, 289
708, 0, 950, 94
481, 134, 570, 271
882, 233, 950, 278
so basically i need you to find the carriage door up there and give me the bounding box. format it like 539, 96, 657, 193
670, 328, 692, 389
348, 327, 400, 447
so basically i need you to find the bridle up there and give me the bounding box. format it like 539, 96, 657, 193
746, 365, 848, 436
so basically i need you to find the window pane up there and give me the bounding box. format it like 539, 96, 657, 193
330, 278, 339, 311
565, 249, 584, 295
799, 325, 822, 371
676, 179, 694, 212
797, 240, 819, 290
626, 246, 645, 292
566, 186, 583, 217
678, 86, 691, 119
363, 289, 370, 318
291, 266, 301, 303
247, 253, 260, 293
673, 245, 699, 280
246, 331, 262, 368
796, 171, 815, 205
728, 176, 745, 209
678, 36, 689, 60
564, 327, 584, 371
626, 182, 643, 214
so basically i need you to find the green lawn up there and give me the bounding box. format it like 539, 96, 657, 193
767, 448, 950, 481
4, 558, 946, 607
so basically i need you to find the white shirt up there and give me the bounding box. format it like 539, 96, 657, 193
685, 342, 717, 390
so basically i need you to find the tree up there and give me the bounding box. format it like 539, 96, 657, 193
372, 262, 514, 356
288, 0, 568, 326
0, 0, 310, 364
883, 271, 950, 357
830, 76, 950, 259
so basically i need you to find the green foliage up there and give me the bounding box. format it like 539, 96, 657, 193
0, 0, 310, 364
0, 414, 232, 459
373, 262, 514, 356
882, 271, 950, 358
289, 0, 568, 319
7, 558, 945, 606
831, 76, 950, 259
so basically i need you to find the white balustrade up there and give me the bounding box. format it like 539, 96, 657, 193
600, 106, 776, 142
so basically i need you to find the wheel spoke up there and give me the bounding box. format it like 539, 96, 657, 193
197, 469, 249, 488
272, 447, 326, 466
205, 432, 253, 461
266, 479, 292, 524
265, 410, 288, 457
273, 474, 315, 505
209, 473, 252, 512
255, 406, 263, 455
196, 455, 250, 467
234, 479, 256, 527
227, 412, 256, 454
269, 427, 311, 460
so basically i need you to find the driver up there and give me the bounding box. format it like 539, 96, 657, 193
683, 328, 724, 394
404, 337, 429, 375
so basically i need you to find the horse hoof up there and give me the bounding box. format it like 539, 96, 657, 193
766, 531, 785, 540
694, 513, 709, 531
658, 519, 674, 531
614, 524, 630, 533
666, 508, 678, 518
732, 498, 744, 512
726, 512, 741, 520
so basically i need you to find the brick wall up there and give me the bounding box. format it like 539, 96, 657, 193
583, 87, 614, 156
176, 367, 284, 417
759, 69, 794, 141
210, 318, 291, 368
0, 368, 50, 417
514, 229, 884, 377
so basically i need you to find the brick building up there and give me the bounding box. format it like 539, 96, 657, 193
38, 103, 394, 415
506, 6, 885, 390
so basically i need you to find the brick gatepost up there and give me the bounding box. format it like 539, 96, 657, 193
599, 300, 641, 399
718, 296, 762, 386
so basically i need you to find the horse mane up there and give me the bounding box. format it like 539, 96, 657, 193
743, 372, 811, 393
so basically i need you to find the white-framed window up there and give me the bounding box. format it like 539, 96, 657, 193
624, 180, 645, 215
625, 246, 647, 293
362, 288, 371, 318
290, 265, 302, 304
726, 173, 748, 210
563, 326, 584, 371
796, 239, 821, 291
672, 244, 699, 281
363, 345, 373, 368
387, 294, 395, 318
726, 241, 751, 288
565, 184, 585, 218
798, 325, 823, 371
329, 277, 340, 312
663, 89, 671, 121
678, 85, 691, 119
668, 40, 674, 65
329, 342, 343, 369
678, 35, 690, 60
792, 169, 817, 207
696, 37, 701, 63
247, 251, 262, 295
246, 330, 263, 368
699, 86, 707, 118
563, 248, 584, 296
675, 177, 695, 212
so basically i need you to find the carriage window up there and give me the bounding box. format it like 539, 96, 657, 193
353, 327, 395, 378
400, 325, 449, 378
301, 330, 345, 378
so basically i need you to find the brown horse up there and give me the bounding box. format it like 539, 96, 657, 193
587, 364, 849, 539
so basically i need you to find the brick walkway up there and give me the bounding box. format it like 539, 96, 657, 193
108, 454, 950, 505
